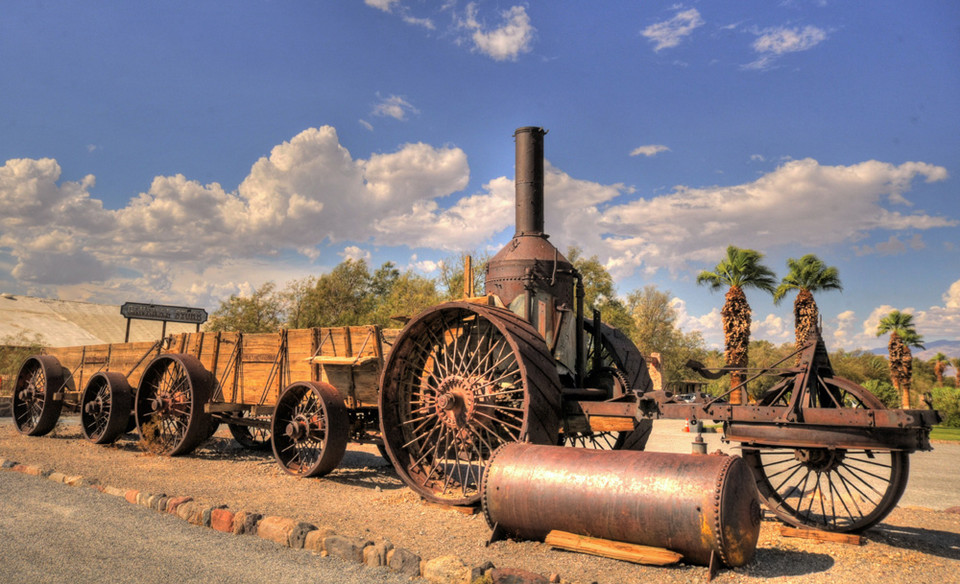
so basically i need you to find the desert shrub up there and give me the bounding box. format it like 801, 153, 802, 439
931, 386, 960, 428
862, 379, 899, 409
0, 332, 47, 395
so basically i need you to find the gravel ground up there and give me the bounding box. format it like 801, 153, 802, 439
0, 470, 411, 584
1, 417, 958, 584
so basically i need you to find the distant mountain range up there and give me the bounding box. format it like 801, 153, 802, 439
868, 339, 960, 361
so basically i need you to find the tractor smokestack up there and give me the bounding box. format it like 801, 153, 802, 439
514, 126, 546, 236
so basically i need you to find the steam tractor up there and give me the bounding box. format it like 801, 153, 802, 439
11, 127, 939, 535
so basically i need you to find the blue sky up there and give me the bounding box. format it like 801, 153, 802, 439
1, 1, 957, 351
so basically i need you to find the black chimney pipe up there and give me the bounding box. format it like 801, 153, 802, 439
514, 126, 546, 236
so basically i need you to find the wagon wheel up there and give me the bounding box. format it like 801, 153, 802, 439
379, 302, 561, 505
271, 381, 349, 477
135, 354, 214, 456
12, 356, 65, 436
228, 411, 273, 451
562, 319, 653, 450
742, 377, 910, 532
80, 372, 133, 445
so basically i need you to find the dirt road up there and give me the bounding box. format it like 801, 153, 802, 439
1, 417, 958, 584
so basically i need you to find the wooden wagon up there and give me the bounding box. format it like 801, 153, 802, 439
13, 325, 399, 476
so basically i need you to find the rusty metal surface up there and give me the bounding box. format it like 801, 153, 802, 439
481, 443, 762, 567
12, 355, 65, 437
379, 302, 562, 505
514, 126, 546, 236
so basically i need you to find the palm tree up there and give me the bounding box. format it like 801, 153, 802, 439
697, 246, 777, 404
931, 352, 948, 386
876, 310, 925, 409
953, 357, 960, 389
773, 254, 842, 360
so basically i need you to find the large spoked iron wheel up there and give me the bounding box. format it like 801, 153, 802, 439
271, 381, 349, 477
742, 377, 910, 532
80, 372, 133, 445
135, 354, 214, 456
12, 356, 65, 436
563, 319, 653, 451
379, 302, 562, 505
228, 411, 273, 451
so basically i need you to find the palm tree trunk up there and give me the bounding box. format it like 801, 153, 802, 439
888, 333, 911, 409
722, 286, 751, 405
793, 289, 818, 365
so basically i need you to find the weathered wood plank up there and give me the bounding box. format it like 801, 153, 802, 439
545, 530, 682, 566
778, 525, 862, 545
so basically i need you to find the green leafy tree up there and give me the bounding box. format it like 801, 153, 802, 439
300, 259, 374, 327
0, 331, 47, 394
281, 276, 317, 329
773, 254, 842, 359
207, 282, 283, 333
438, 252, 489, 300
367, 271, 442, 327
568, 246, 635, 338
830, 349, 890, 386
876, 310, 925, 409
746, 340, 795, 399
624, 285, 705, 384
696, 246, 777, 403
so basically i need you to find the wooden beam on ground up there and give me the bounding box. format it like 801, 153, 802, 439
778, 525, 862, 545
545, 530, 682, 566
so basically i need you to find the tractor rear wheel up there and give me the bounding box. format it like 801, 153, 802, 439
379, 302, 561, 505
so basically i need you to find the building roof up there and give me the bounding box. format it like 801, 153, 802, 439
0, 294, 199, 347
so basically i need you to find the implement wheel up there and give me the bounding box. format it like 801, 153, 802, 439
80, 372, 133, 445
12, 356, 65, 436
742, 377, 910, 532
379, 302, 561, 505
271, 381, 348, 477
228, 411, 272, 451
563, 319, 653, 450
135, 354, 214, 456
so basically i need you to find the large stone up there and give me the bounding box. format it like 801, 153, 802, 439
362, 541, 393, 567
257, 516, 299, 547
303, 527, 336, 552
203, 505, 226, 528
324, 535, 372, 563
210, 509, 235, 533
166, 496, 193, 514
2, 460, 18, 469
176, 501, 199, 521
103, 486, 127, 497
289, 522, 317, 549
421, 555, 471, 584
232, 511, 248, 534
471, 561, 495, 582
242, 512, 262, 535
387, 547, 422, 578
154, 497, 169, 513
63, 475, 91, 487
489, 568, 550, 584
47, 471, 67, 483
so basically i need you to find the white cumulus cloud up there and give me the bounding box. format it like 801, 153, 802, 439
641, 8, 704, 52
745, 25, 828, 70
630, 145, 671, 157
372, 95, 419, 121
461, 4, 535, 61
0, 127, 469, 300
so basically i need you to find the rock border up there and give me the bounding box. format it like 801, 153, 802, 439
1, 456, 560, 584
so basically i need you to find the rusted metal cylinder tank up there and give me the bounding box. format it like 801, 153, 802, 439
481, 443, 762, 567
